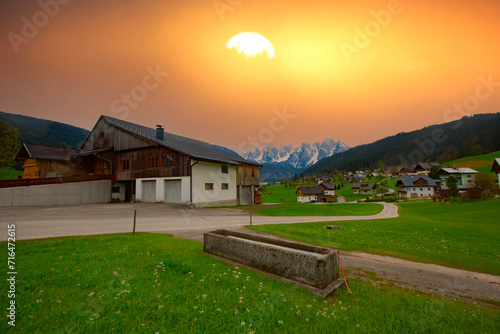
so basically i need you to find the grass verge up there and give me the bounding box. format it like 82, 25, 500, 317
0, 233, 497, 333
248, 200, 500, 275
249, 202, 383, 216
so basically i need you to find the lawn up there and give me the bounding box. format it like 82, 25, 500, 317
335, 183, 371, 202
248, 199, 500, 275
1, 233, 497, 333
444, 150, 500, 166
0, 167, 22, 180
250, 202, 383, 216
256, 185, 383, 216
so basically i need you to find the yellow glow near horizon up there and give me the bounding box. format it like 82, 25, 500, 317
226, 32, 275, 58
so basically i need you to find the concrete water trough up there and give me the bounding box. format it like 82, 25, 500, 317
203, 229, 344, 296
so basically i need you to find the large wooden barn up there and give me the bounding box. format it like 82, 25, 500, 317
76, 115, 261, 206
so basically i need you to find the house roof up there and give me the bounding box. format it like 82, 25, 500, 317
397, 175, 441, 187
415, 162, 441, 170
297, 186, 324, 195
97, 116, 259, 167
17, 143, 79, 161
491, 158, 500, 173
351, 182, 376, 190
320, 183, 336, 190
438, 167, 478, 175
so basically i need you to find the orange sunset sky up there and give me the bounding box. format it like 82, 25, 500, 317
1, 0, 499, 152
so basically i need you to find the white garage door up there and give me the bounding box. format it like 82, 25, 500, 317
142, 180, 156, 203
164, 180, 182, 203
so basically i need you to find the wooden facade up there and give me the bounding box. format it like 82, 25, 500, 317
237, 165, 260, 186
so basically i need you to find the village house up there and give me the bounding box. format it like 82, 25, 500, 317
6, 115, 261, 207
296, 186, 334, 203
319, 183, 336, 196
491, 158, 500, 190
396, 175, 441, 198
436, 167, 478, 191
76, 115, 261, 206
414, 162, 441, 175
351, 182, 377, 195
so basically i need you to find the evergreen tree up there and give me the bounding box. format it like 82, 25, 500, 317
0, 119, 20, 169
445, 176, 459, 198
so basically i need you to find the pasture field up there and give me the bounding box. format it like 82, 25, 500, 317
1, 233, 497, 333
248, 200, 500, 275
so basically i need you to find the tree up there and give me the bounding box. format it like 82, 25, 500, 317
466, 172, 496, 199
428, 166, 440, 180
0, 119, 20, 169
377, 161, 385, 175
445, 176, 459, 198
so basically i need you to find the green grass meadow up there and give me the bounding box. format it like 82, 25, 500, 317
1, 233, 498, 333
249, 200, 500, 275
250, 202, 383, 216
0, 167, 22, 180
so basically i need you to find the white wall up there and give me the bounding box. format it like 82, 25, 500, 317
297, 195, 317, 203
111, 182, 126, 201
192, 161, 237, 206
0, 180, 111, 206
403, 186, 435, 197
135, 177, 190, 203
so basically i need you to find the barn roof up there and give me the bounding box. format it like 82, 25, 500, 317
97, 116, 259, 166
17, 143, 79, 161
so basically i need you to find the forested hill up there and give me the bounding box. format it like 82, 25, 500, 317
0, 111, 89, 149
303, 113, 500, 175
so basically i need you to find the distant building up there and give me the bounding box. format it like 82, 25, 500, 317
351, 182, 377, 195
414, 162, 441, 175
436, 167, 478, 190
319, 183, 336, 196
296, 186, 335, 203
491, 158, 500, 190
396, 175, 441, 198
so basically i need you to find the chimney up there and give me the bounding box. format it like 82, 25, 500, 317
156, 125, 164, 140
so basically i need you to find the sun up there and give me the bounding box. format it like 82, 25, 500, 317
226, 32, 275, 58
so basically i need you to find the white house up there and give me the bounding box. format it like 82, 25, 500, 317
437, 167, 478, 188
296, 186, 324, 203
396, 175, 441, 198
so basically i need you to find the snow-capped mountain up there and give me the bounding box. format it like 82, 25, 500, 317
241, 138, 350, 169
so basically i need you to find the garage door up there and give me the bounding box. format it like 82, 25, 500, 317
142, 180, 156, 203
164, 180, 182, 203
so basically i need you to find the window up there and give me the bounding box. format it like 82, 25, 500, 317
119, 159, 130, 171
420, 188, 423, 191
112, 186, 120, 193
221, 183, 229, 190
147, 155, 174, 169
221, 165, 228, 173
205, 183, 214, 190
252, 169, 255, 177
428, 188, 431, 191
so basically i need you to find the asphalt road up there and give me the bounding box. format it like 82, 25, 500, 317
0, 202, 398, 241
1, 202, 498, 307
